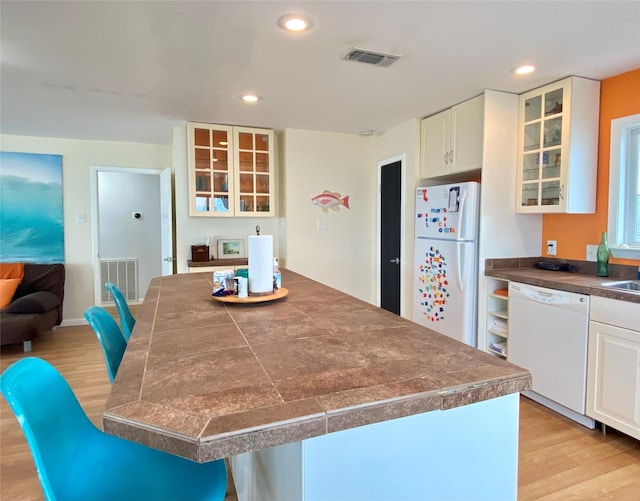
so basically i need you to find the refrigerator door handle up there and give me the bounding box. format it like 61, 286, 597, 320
457, 189, 468, 240
456, 242, 464, 292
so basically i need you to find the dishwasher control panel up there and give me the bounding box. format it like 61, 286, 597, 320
510, 282, 588, 310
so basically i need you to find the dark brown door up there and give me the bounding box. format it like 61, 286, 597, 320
380, 160, 402, 315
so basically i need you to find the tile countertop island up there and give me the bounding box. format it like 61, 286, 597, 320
104, 269, 531, 501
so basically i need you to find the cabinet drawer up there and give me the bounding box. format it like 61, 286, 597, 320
590, 296, 640, 331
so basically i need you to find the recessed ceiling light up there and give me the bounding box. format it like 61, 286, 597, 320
277, 14, 313, 32
512, 65, 536, 75
242, 94, 260, 103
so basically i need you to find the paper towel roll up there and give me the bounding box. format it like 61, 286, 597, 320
248, 235, 273, 294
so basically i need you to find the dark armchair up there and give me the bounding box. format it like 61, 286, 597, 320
0, 264, 65, 351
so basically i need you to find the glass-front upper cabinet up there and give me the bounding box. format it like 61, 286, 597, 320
520, 88, 563, 209
188, 123, 274, 217
189, 123, 233, 215
234, 127, 273, 215
516, 76, 600, 214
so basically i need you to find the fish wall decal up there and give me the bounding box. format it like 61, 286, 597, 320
310, 190, 350, 212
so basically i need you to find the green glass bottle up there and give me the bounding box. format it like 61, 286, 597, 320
596, 232, 610, 277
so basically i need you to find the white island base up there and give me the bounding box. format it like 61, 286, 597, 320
230, 393, 520, 501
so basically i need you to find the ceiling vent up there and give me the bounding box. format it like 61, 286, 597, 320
342, 47, 401, 67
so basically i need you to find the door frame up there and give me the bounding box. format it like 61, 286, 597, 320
376, 154, 406, 312
90, 166, 173, 306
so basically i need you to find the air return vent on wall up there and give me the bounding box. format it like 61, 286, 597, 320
342, 47, 401, 67
100, 258, 138, 303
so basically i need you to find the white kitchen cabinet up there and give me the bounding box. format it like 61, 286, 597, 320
486, 278, 509, 358
516, 76, 600, 213
586, 296, 640, 440
420, 94, 484, 179
188, 122, 274, 217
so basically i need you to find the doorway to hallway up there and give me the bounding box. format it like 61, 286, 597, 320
90, 167, 173, 306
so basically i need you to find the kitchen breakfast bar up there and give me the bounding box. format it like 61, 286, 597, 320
103, 270, 530, 501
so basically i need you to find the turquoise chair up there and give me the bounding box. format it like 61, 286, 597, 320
84, 306, 126, 384
1, 357, 227, 501
105, 282, 136, 341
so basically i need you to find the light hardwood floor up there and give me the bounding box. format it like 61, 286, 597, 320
1, 323, 639, 501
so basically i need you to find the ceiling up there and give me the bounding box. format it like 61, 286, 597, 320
1, 1, 639, 145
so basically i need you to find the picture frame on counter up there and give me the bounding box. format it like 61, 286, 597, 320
217, 239, 245, 259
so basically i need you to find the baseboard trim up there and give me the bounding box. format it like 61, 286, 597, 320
523, 390, 596, 429
59, 318, 88, 327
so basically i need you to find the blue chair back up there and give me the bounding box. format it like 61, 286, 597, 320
1, 357, 228, 501
84, 306, 126, 383
105, 282, 136, 341
1, 357, 101, 500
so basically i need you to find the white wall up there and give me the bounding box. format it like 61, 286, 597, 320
172, 126, 281, 273
0, 134, 171, 323
373, 118, 421, 317
281, 129, 376, 303
97, 170, 162, 297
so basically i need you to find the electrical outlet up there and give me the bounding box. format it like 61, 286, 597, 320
586, 245, 598, 262
317, 218, 327, 229
547, 240, 557, 256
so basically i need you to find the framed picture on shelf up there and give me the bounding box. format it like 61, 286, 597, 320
217, 239, 245, 259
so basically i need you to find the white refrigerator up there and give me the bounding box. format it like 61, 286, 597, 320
413, 181, 480, 346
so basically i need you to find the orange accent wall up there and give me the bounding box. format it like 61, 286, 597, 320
542, 68, 640, 265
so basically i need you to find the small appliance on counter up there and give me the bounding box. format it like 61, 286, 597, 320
535, 261, 576, 272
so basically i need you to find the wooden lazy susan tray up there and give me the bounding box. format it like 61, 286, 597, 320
211, 287, 288, 304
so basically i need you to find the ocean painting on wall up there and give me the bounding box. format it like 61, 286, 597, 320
0, 152, 64, 263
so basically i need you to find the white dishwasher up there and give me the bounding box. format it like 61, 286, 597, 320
508, 282, 595, 428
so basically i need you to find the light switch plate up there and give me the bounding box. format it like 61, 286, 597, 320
317, 218, 327, 229
586, 245, 598, 262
